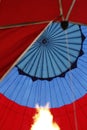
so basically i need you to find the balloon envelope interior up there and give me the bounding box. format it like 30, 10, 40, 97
0, 22, 87, 108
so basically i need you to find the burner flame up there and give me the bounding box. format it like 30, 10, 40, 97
30, 104, 60, 130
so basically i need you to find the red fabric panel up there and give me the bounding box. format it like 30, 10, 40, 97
0, 0, 59, 26
68, 0, 87, 24
0, 23, 47, 79
0, 94, 36, 130
0, 93, 87, 130
51, 94, 87, 130
61, 0, 87, 24
0, 0, 87, 26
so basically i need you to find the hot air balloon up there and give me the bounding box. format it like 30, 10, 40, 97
0, 0, 87, 130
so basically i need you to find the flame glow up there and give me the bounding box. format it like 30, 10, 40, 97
30, 105, 60, 130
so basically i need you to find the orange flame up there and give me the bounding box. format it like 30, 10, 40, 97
30, 104, 60, 130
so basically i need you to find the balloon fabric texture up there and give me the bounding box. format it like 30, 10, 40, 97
0, 1, 87, 130
0, 22, 87, 108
